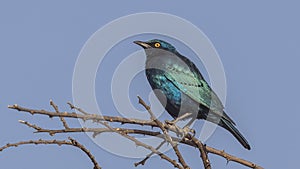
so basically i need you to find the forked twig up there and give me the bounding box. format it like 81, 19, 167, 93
138, 96, 190, 169
134, 140, 166, 166
98, 121, 183, 169
50, 100, 69, 129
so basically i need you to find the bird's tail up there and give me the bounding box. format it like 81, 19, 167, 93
220, 118, 251, 150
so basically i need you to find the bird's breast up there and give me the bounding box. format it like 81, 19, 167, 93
146, 69, 181, 105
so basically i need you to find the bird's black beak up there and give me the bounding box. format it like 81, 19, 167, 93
134, 41, 151, 49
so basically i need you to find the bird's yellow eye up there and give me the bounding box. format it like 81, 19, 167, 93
154, 43, 161, 48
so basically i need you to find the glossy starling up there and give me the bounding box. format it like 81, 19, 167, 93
134, 39, 251, 150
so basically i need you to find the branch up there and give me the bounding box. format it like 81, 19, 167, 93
50, 100, 69, 129
8, 104, 157, 127
205, 147, 263, 169
98, 121, 184, 169
18, 120, 161, 137
189, 135, 211, 169
0, 137, 101, 169
138, 96, 189, 169
20, 120, 262, 169
7, 102, 263, 169
134, 140, 166, 166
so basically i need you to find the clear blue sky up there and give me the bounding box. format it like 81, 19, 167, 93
1, 1, 299, 168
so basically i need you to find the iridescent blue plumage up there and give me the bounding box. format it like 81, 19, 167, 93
134, 39, 251, 150
145, 68, 182, 118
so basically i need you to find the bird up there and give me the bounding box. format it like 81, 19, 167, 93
134, 39, 251, 150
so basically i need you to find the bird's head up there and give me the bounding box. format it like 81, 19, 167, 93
134, 39, 177, 53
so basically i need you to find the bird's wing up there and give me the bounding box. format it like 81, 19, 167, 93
163, 66, 234, 122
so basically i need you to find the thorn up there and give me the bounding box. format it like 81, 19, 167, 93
18, 120, 25, 123
226, 159, 230, 165
8, 104, 18, 109
92, 132, 98, 138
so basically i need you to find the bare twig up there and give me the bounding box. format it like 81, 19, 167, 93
138, 96, 189, 169
67, 101, 89, 115
0, 137, 101, 169
134, 140, 166, 167
18, 120, 161, 137
188, 135, 211, 169
205, 146, 263, 169
50, 100, 69, 129
8, 104, 157, 127
98, 121, 183, 169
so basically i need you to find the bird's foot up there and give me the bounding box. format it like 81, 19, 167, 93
182, 126, 196, 138
175, 126, 193, 138
166, 124, 195, 138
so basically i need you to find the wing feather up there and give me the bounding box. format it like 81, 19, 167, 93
163, 65, 235, 124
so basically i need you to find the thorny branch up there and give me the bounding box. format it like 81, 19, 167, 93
0, 137, 101, 169
4, 99, 263, 169
98, 121, 183, 169
138, 96, 189, 169
189, 136, 211, 169
134, 140, 166, 167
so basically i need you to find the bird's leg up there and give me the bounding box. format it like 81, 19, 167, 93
165, 112, 193, 125
182, 117, 196, 137
165, 113, 195, 138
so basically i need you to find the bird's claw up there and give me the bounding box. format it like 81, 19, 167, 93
182, 126, 196, 138
189, 128, 196, 137
175, 127, 189, 138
